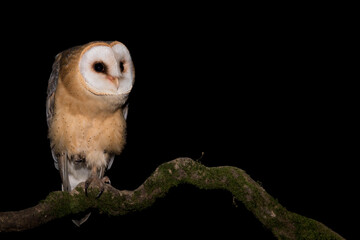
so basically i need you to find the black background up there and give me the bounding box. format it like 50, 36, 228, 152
0, 4, 356, 239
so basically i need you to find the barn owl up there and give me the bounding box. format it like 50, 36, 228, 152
46, 41, 134, 225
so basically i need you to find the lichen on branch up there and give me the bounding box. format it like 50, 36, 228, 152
0, 158, 344, 239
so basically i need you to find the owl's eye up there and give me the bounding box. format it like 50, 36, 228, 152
120, 61, 125, 73
93, 62, 106, 73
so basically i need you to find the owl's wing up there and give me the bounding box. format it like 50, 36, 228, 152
46, 53, 61, 127
122, 103, 129, 120
107, 155, 115, 170
107, 103, 129, 170
46, 53, 62, 170
46, 53, 71, 191
58, 154, 71, 192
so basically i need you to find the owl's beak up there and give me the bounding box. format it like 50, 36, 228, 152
106, 75, 120, 89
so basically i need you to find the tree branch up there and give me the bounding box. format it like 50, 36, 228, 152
0, 158, 344, 239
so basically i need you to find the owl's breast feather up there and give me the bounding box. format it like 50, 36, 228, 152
48, 105, 126, 168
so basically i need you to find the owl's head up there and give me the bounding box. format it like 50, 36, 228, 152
47, 41, 134, 122
78, 41, 134, 97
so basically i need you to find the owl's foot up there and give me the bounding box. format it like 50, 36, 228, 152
85, 176, 111, 198
102, 176, 111, 185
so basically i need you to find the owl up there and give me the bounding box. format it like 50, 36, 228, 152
46, 41, 134, 225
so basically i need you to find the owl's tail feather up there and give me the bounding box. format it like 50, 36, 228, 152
59, 155, 92, 227
72, 212, 92, 227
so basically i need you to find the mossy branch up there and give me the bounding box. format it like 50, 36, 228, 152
0, 158, 344, 239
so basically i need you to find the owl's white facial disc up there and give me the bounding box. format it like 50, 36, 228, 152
79, 44, 134, 96
111, 43, 134, 94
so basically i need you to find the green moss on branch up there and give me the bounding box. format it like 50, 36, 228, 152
0, 158, 345, 239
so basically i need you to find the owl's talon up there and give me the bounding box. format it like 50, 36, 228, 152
102, 176, 111, 185
84, 176, 106, 198
84, 178, 92, 196
95, 176, 111, 198
96, 188, 104, 199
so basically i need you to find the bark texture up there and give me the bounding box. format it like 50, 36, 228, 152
0, 158, 344, 239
